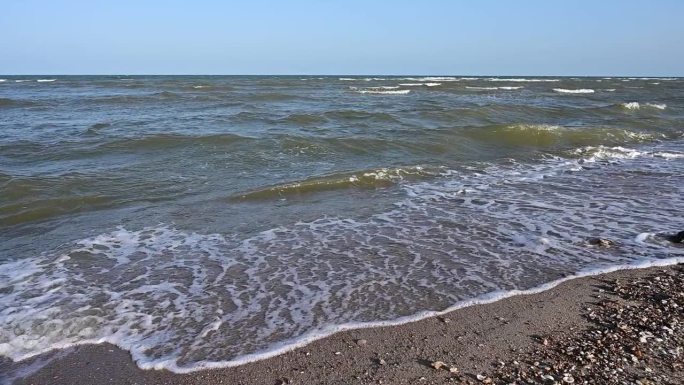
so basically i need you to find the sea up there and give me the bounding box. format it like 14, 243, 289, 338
1, 75, 683, 376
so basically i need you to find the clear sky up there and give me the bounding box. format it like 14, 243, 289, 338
1, 0, 683, 76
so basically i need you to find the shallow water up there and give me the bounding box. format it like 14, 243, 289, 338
1, 76, 683, 372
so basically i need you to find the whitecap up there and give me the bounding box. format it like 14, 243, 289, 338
489, 78, 560, 82
620, 102, 667, 110
466, 86, 499, 90
553, 88, 595, 94
646, 103, 667, 110
36, 79, 56, 83
467, 85, 523, 90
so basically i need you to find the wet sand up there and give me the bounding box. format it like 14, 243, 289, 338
7, 264, 682, 385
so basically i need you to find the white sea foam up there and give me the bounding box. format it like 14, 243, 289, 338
653, 151, 684, 159
465, 86, 523, 91
0, 79, 6, 82
36, 79, 56, 83
398, 77, 460, 82
553, 88, 595, 94
573, 145, 683, 162
338, 78, 355, 81
488, 78, 560, 82
620, 102, 667, 110
14, 80, 31, 83
602, 89, 616, 92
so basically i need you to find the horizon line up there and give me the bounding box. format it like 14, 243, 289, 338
1, 74, 682, 78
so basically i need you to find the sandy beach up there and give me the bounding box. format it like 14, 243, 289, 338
5, 263, 680, 385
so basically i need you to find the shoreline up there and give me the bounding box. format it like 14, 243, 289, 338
6, 261, 682, 385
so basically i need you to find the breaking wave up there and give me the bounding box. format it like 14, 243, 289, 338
231, 166, 443, 201
553, 88, 595, 94
620, 102, 667, 110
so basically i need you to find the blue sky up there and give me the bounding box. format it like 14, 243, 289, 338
1, 0, 682, 75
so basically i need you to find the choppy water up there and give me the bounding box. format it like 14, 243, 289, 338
1, 76, 683, 374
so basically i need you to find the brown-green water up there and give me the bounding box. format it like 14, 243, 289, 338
1, 76, 683, 375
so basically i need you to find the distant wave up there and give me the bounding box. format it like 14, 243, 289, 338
399, 83, 441, 87
0, 97, 36, 108
466, 86, 523, 91
338, 78, 356, 81
553, 88, 595, 94
14, 80, 31, 83
398, 77, 460, 82
0, 79, 6, 82
356, 89, 410, 95
466, 86, 499, 90
101, 133, 249, 150
351, 87, 410, 95
489, 78, 560, 82
620, 102, 667, 110
36, 79, 56, 83
350, 86, 399, 90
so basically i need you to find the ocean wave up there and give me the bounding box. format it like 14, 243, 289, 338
278, 113, 328, 126
572, 145, 684, 162
620, 102, 667, 110
353, 88, 410, 95
465, 86, 499, 90
463, 124, 654, 147
231, 166, 443, 201
36, 79, 56, 83
465, 86, 523, 91
322, 109, 400, 123
102, 133, 249, 150
249, 92, 303, 101
398, 83, 441, 87
0, 79, 6, 82
489, 78, 560, 82
350, 86, 399, 90
338, 78, 356, 81
553, 88, 595, 94
404, 76, 460, 82
0, 97, 36, 108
